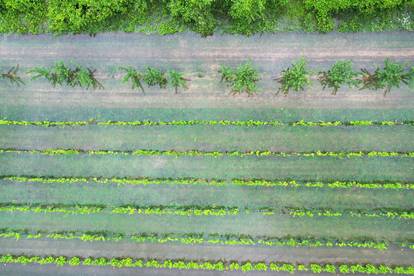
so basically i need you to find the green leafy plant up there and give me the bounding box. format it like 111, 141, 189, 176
360, 59, 410, 96
4, 175, 414, 190
168, 70, 188, 94
1, 119, 412, 128
120, 66, 144, 93
318, 60, 359, 95
1, 254, 414, 274
0, 65, 25, 86
143, 67, 167, 88
276, 59, 311, 95
29, 62, 102, 89
219, 62, 260, 96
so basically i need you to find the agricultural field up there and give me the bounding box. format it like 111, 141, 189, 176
0, 28, 414, 275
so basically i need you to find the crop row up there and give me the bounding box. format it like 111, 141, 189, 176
1, 228, 404, 251
0, 254, 413, 274
1, 119, 413, 127
1, 203, 412, 219
4, 176, 414, 190
0, 203, 103, 215
285, 208, 414, 219
2, 60, 413, 96
1, 148, 413, 158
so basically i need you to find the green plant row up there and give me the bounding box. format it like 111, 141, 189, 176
1, 148, 413, 158
1, 203, 412, 219
2, 60, 413, 96
0, 203, 104, 215
121, 66, 188, 94
0, 228, 401, 251
112, 205, 239, 216
29, 62, 103, 89
285, 208, 414, 220
4, 175, 413, 190
274, 59, 414, 96
1, 254, 413, 274
2, 119, 413, 127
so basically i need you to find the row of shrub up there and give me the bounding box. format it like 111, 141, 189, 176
112, 205, 240, 216
0, 203, 104, 215
1, 0, 413, 35
1, 203, 412, 219
1, 228, 402, 251
2, 119, 413, 127
220, 60, 414, 96
2, 148, 413, 158
2, 60, 413, 96
4, 176, 413, 190
285, 208, 414, 220
0, 254, 413, 274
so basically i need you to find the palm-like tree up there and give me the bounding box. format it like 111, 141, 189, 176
120, 66, 144, 94
1, 65, 24, 86
168, 70, 188, 94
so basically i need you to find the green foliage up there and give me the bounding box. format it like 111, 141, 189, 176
219, 63, 260, 95
168, 70, 188, 94
120, 66, 144, 93
1, 254, 414, 274
1, 119, 412, 128
0, 65, 24, 86
285, 207, 414, 219
143, 67, 167, 88
318, 60, 359, 94
5, 175, 414, 190
228, 0, 267, 35
29, 62, 103, 89
304, 0, 406, 32
168, 0, 216, 36
360, 59, 411, 96
3, 148, 412, 158
276, 59, 311, 95
0, 0, 47, 33
112, 205, 239, 216
0, 203, 104, 215
47, 0, 147, 34
0, 0, 412, 35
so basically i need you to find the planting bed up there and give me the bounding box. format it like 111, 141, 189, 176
0, 32, 414, 275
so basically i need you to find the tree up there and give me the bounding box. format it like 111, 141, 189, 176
120, 66, 144, 93
318, 60, 358, 95
276, 59, 311, 95
168, 0, 216, 36
30, 62, 103, 89
219, 62, 260, 95
360, 59, 410, 96
0, 65, 24, 86
229, 0, 267, 35
143, 67, 167, 88
168, 70, 188, 94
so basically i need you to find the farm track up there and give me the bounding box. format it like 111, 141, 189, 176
1, 32, 414, 273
